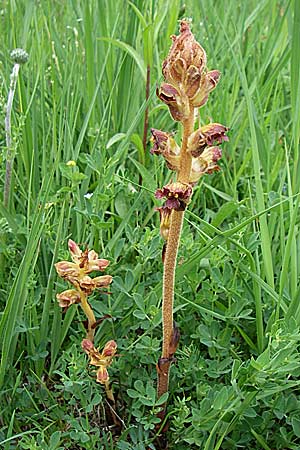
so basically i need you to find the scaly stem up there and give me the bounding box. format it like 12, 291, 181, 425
157, 109, 195, 399
79, 289, 96, 341
4, 63, 20, 209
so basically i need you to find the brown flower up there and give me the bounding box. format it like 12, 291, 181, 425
56, 289, 81, 308
190, 70, 221, 108
155, 182, 192, 211
150, 128, 180, 171
68, 240, 110, 273
156, 83, 190, 122
55, 240, 112, 294
188, 123, 229, 157
82, 339, 117, 384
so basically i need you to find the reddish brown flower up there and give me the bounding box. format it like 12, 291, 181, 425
188, 123, 229, 157
190, 70, 221, 107
155, 182, 192, 211
56, 289, 81, 308
156, 83, 189, 122
150, 128, 180, 171
82, 339, 117, 384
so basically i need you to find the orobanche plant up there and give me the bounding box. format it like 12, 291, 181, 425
55, 240, 117, 402
152, 20, 229, 421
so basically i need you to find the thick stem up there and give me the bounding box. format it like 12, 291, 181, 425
79, 290, 96, 341
157, 109, 195, 399
4, 63, 20, 208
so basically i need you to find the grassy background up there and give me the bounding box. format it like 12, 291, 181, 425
0, 0, 299, 448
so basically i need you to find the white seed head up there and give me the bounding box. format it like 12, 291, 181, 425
10, 48, 29, 64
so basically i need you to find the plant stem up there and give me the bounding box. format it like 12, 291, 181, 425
142, 64, 150, 152
4, 63, 20, 209
79, 289, 96, 341
157, 109, 195, 399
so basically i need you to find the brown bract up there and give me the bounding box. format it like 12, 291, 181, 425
156, 206, 172, 240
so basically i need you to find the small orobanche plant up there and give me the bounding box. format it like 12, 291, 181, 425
151, 20, 229, 420
55, 240, 117, 402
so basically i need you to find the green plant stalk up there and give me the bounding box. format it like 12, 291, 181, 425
157, 110, 194, 399
4, 63, 20, 208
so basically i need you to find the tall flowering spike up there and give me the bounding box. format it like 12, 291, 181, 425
151, 18, 229, 423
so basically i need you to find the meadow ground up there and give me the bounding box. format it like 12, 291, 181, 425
0, 0, 300, 448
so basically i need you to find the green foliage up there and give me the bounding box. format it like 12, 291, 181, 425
0, 0, 299, 448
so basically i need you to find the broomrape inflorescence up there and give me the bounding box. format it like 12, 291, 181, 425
152, 19, 229, 423
55, 240, 117, 400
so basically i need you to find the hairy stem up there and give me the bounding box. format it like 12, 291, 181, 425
79, 290, 96, 341
157, 109, 195, 399
4, 63, 20, 208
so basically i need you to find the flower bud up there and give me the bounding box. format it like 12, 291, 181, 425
157, 83, 190, 122
102, 340, 117, 358
81, 338, 94, 352
54, 261, 81, 279
68, 239, 82, 260
96, 366, 109, 384
93, 275, 113, 288
10, 48, 29, 64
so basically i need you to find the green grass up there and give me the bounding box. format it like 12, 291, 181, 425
0, 0, 299, 448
